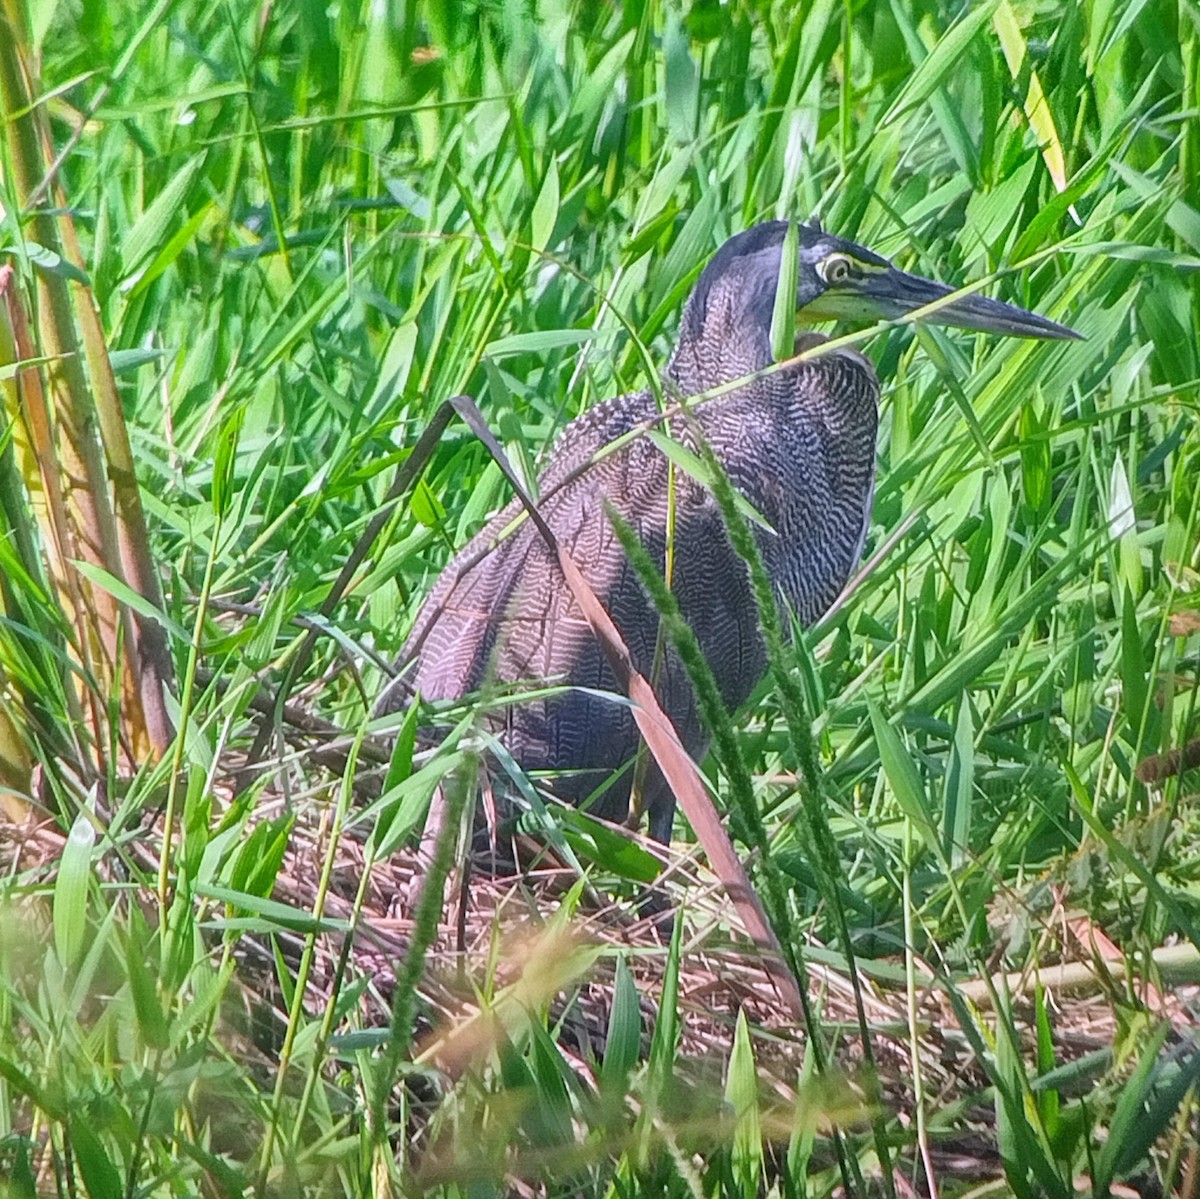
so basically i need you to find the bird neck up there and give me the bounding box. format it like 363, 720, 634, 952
666, 333, 772, 398
690, 350, 879, 627
666, 314, 875, 438
666, 270, 777, 398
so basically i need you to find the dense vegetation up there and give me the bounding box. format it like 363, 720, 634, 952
2, 0, 1199, 1195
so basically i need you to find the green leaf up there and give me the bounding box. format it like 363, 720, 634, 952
211, 404, 244, 518
992, 987, 1041, 1199
53, 810, 95, 971
601, 955, 641, 1093
363, 752, 467, 860
484, 329, 597, 358
367, 322, 419, 415
1097, 0, 1154, 61
120, 155, 205, 279
662, 12, 698, 145
869, 700, 939, 858
1064, 762, 1200, 949
1093, 1021, 1171, 1194
0, 240, 90, 283
0, 351, 59, 380
647, 186, 719, 316
725, 1008, 763, 1199
559, 809, 661, 882
645, 910, 682, 1110
70, 1119, 122, 1199
1106, 1041, 1200, 1185
408, 477, 446, 528
569, 29, 635, 124
882, 0, 999, 125
528, 1023, 575, 1146
229, 814, 293, 899
785, 1041, 819, 1180
888, 0, 977, 181
1120, 586, 1148, 741
107, 347, 168, 374
28, 0, 63, 53
196, 884, 348, 934
531, 158, 560, 254
1033, 984, 1059, 1136
1109, 453, 1142, 598
769, 219, 798, 364
0, 1054, 66, 1119
370, 697, 421, 851
1019, 397, 1051, 516
942, 697, 974, 868
71, 560, 191, 644
382, 695, 420, 795
125, 200, 213, 296
125, 923, 170, 1050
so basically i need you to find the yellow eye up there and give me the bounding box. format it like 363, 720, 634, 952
821, 254, 854, 285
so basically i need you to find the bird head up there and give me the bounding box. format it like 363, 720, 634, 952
670, 220, 1078, 392
790, 224, 1080, 339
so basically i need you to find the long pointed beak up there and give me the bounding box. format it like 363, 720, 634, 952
809, 267, 1082, 340
872, 267, 1081, 339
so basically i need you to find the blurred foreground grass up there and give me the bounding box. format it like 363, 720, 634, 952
1, 0, 1199, 1195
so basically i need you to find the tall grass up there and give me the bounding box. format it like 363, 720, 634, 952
2, 0, 1199, 1195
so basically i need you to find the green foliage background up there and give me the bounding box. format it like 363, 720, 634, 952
2, 0, 1199, 1195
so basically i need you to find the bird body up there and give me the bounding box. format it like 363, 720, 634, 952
381, 221, 1076, 842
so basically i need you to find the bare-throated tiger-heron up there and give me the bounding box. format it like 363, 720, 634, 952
379, 221, 1078, 843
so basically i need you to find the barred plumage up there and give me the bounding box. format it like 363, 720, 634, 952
379, 220, 1077, 842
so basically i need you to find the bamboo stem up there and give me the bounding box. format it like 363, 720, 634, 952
54, 175, 175, 753
0, 10, 174, 765
0, 266, 96, 771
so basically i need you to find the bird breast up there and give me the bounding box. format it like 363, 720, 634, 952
688, 344, 880, 627
383, 346, 879, 798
